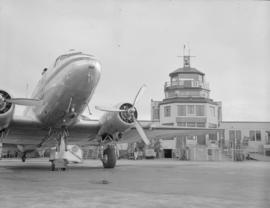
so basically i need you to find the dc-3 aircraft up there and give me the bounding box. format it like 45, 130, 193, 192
0, 50, 220, 170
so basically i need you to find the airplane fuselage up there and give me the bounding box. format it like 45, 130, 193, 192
24, 52, 101, 128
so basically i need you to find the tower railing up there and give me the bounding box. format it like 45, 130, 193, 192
164, 80, 209, 90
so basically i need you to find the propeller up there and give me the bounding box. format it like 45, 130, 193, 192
95, 105, 126, 112
133, 118, 150, 145
5, 98, 43, 106
95, 84, 150, 145
132, 84, 146, 107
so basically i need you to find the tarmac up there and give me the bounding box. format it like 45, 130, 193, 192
0, 159, 269, 208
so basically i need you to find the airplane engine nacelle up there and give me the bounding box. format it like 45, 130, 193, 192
98, 103, 137, 139
0, 90, 15, 131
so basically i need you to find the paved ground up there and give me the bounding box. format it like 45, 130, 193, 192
0, 159, 269, 208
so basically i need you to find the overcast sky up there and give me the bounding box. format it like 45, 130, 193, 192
0, 0, 269, 121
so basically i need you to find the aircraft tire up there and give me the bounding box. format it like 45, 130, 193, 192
102, 146, 116, 168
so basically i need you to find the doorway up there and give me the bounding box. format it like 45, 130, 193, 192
164, 149, 172, 158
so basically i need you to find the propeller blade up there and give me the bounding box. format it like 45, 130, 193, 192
95, 105, 126, 112
132, 84, 146, 107
6, 98, 43, 106
133, 118, 150, 145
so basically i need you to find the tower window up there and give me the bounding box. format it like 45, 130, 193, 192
187, 105, 195, 115
177, 122, 186, 127
196, 105, 205, 116
187, 122, 196, 127
197, 122, 205, 127
177, 105, 186, 116
164, 106, 171, 117
210, 106, 216, 117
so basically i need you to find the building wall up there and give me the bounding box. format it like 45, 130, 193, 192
220, 122, 270, 152
206, 103, 219, 127
151, 100, 161, 121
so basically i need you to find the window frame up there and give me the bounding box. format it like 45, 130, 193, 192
249, 130, 261, 142
187, 105, 195, 116
177, 105, 186, 116
196, 105, 205, 116
164, 106, 171, 117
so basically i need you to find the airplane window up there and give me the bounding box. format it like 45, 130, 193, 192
53, 51, 94, 67
53, 51, 83, 67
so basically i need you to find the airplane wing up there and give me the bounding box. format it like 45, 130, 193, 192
5, 116, 47, 146
4, 116, 101, 147
68, 120, 100, 145
120, 124, 224, 144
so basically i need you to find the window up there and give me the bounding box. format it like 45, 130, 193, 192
152, 108, 159, 120
209, 133, 217, 141
177, 122, 186, 127
163, 123, 174, 126
229, 130, 242, 147
267, 132, 270, 144
210, 106, 215, 117
172, 77, 178, 82
256, 131, 261, 141
196, 105, 205, 116
250, 130, 261, 141
184, 80, 192, 87
177, 105, 186, 116
250, 131, 255, 141
164, 106, 171, 117
54, 51, 83, 67
197, 135, 206, 145
197, 122, 205, 127
187, 105, 195, 115
210, 106, 216, 117
236, 131, 242, 141
187, 122, 196, 127
208, 123, 217, 128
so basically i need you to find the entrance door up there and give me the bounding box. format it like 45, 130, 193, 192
164, 149, 172, 158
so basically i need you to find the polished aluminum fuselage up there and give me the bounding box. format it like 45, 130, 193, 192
24, 53, 101, 128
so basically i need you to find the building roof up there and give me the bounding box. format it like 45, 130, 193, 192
169, 67, 205, 77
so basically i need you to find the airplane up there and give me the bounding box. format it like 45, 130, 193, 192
0, 50, 221, 171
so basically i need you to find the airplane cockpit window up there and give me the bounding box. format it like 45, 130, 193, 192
53, 51, 83, 67
53, 51, 94, 67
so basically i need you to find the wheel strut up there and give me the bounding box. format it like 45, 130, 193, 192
51, 128, 69, 171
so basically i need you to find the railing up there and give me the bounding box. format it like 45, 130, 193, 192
164, 80, 209, 90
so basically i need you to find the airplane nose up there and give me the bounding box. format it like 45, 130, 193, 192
88, 59, 101, 82
88, 59, 101, 75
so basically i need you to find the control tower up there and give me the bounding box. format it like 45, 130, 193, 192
151, 47, 222, 128
151, 47, 222, 159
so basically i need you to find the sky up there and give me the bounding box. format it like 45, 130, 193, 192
0, 0, 269, 121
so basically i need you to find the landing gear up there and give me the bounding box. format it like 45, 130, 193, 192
50, 129, 69, 171
102, 145, 117, 168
